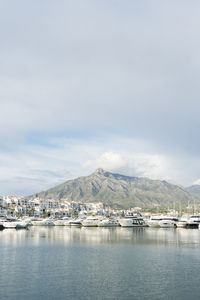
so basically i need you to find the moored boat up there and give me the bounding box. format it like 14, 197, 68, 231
119, 213, 147, 227
31, 219, 55, 226
176, 218, 188, 228
82, 216, 103, 227
16, 221, 29, 229
159, 220, 176, 228
54, 219, 66, 226
146, 216, 163, 228
176, 221, 187, 228
98, 218, 119, 227
186, 215, 200, 229
68, 218, 83, 226
3, 221, 17, 228
147, 216, 178, 228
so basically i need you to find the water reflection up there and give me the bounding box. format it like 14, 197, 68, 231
0, 227, 200, 247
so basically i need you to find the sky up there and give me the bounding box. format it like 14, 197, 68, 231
1, 0, 200, 195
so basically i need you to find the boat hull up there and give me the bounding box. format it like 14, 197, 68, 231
186, 223, 199, 229
3, 222, 17, 228
119, 219, 147, 227
159, 224, 175, 228
54, 220, 66, 226
69, 222, 82, 226
176, 222, 187, 228
31, 220, 55, 226
146, 221, 161, 228
98, 223, 119, 227
159, 220, 176, 228
16, 222, 29, 229
82, 223, 98, 227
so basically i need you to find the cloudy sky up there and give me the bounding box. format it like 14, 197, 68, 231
1, 0, 200, 195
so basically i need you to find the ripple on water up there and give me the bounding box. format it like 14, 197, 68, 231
0, 227, 200, 300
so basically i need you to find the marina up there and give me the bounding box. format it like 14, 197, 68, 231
1, 213, 200, 229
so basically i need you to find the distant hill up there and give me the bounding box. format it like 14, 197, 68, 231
186, 185, 200, 195
29, 169, 200, 209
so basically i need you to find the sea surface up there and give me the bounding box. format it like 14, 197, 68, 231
0, 226, 200, 300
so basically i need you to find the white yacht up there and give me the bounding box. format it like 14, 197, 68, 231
146, 216, 163, 228
187, 215, 200, 228
31, 219, 55, 226
3, 221, 17, 228
21, 217, 33, 225
119, 213, 147, 227
68, 218, 83, 226
16, 220, 29, 229
176, 221, 187, 228
147, 216, 178, 228
82, 216, 103, 227
176, 217, 188, 228
54, 219, 66, 226
63, 218, 73, 226
98, 218, 119, 227
2, 217, 29, 229
159, 219, 176, 228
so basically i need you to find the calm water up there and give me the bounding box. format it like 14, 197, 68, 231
0, 227, 200, 300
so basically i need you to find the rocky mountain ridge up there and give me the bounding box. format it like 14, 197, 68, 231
186, 184, 200, 195
29, 168, 200, 209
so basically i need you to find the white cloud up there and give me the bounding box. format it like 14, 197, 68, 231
192, 179, 200, 185
83, 152, 126, 171
83, 151, 175, 182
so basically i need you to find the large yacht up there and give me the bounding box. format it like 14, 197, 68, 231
158, 219, 176, 228
176, 218, 188, 228
68, 218, 83, 226
82, 216, 103, 227
119, 213, 147, 227
147, 216, 178, 228
16, 220, 30, 229
146, 216, 163, 228
186, 215, 200, 228
2, 221, 17, 228
53, 219, 64, 226
31, 218, 55, 226
98, 218, 119, 227
1, 217, 30, 229
53, 217, 72, 226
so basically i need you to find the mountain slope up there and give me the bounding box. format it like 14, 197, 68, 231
30, 169, 200, 209
186, 185, 200, 195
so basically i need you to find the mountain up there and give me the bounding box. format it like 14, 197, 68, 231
29, 168, 200, 209
186, 185, 200, 195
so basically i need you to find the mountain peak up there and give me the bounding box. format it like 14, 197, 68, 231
30, 169, 200, 209
95, 168, 106, 175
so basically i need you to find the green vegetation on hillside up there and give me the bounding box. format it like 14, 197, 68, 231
30, 169, 200, 210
